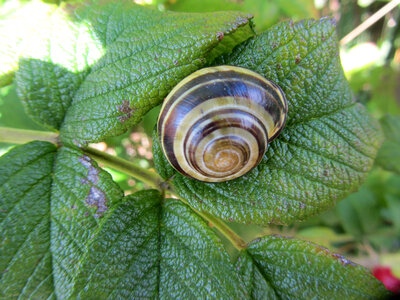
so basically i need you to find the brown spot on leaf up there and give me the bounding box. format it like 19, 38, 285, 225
117, 99, 135, 123
315, 245, 356, 266
85, 186, 108, 217
78, 154, 91, 167
88, 167, 100, 185
78, 155, 100, 185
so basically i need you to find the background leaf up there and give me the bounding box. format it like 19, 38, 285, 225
154, 18, 383, 225
375, 115, 400, 174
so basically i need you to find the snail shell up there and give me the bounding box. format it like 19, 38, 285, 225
158, 65, 287, 182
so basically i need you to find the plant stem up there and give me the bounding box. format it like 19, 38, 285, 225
0, 127, 59, 145
84, 146, 167, 191
193, 207, 247, 250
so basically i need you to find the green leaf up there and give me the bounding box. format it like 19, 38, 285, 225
50, 145, 124, 298
1, 143, 247, 298
59, 2, 253, 146
335, 186, 381, 237
0, 141, 56, 299
236, 252, 279, 299
375, 115, 400, 174
0, 140, 125, 298
2, 1, 254, 140
1, 0, 102, 129
71, 190, 162, 298
72, 195, 247, 298
247, 235, 389, 299
16, 60, 89, 130
0, 143, 388, 298
153, 18, 383, 225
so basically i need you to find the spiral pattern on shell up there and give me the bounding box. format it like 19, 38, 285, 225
158, 65, 288, 182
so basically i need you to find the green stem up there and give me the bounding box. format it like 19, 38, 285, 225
0, 127, 59, 145
193, 207, 247, 250
84, 147, 167, 191
0, 126, 247, 250
85, 148, 247, 250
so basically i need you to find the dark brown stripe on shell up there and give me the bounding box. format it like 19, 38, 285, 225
158, 70, 286, 127
185, 109, 267, 153
160, 82, 277, 152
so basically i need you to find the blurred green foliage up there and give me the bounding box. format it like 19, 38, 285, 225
161, 0, 316, 32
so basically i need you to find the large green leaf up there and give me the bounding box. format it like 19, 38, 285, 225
246, 235, 389, 299
0, 141, 125, 298
153, 18, 383, 225
0, 143, 247, 298
2, 0, 254, 140
0, 141, 56, 299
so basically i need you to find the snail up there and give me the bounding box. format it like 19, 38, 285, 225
157, 65, 288, 182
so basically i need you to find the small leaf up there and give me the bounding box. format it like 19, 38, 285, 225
247, 235, 389, 299
375, 115, 400, 174
153, 18, 383, 225
0, 141, 57, 299
16, 60, 89, 130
